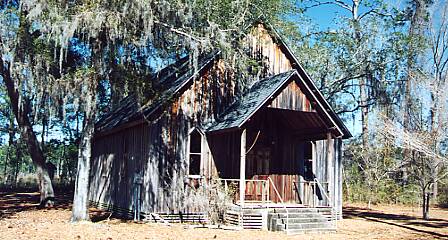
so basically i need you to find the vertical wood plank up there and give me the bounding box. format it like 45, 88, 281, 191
240, 129, 246, 206
326, 132, 333, 207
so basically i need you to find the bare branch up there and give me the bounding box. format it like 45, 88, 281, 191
302, 0, 352, 12
153, 20, 206, 43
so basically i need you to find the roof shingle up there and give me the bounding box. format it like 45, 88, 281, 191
206, 70, 297, 132
95, 51, 220, 133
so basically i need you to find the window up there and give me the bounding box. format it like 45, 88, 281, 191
189, 129, 202, 175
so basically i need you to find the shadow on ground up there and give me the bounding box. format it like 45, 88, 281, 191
0, 190, 125, 223
344, 206, 448, 239
0, 190, 73, 220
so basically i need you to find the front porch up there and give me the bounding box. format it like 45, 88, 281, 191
215, 176, 337, 233
196, 71, 347, 232
219, 177, 331, 208
206, 105, 341, 207
202, 106, 342, 232
222, 195, 337, 233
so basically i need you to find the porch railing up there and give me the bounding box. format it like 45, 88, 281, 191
314, 178, 337, 229
294, 180, 329, 207
219, 178, 336, 231
219, 178, 270, 203
294, 178, 337, 229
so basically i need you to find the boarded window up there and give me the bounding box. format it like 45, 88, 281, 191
189, 129, 202, 175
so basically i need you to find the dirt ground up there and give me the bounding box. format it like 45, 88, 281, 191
1, 191, 447, 240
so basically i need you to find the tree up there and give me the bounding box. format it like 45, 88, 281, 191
426, 2, 448, 202
0, 6, 55, 205
401, 0, 432, 194
380, 115, 448, 219
17, 0, 298, 221
298, 0, 407, 149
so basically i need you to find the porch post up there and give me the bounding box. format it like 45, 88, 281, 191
326, 132, 334, 208
240, 129, 247, 206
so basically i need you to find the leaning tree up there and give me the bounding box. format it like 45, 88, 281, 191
0, 3, 56, 206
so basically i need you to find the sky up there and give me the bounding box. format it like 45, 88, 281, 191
306, 6, 347, 30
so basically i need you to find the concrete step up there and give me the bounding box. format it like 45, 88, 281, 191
268, 216, 333, 230
267, 207, 336, 233
269, 212, 331, 219
272, 207, 332, 214
275, 221, 335, 231
268, 218, 331, 230
275, 217, 332, 224
285, 228, 337, 235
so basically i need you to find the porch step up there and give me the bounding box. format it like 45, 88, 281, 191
275, 216, 329, 224
272, 207, 332, 214
268, 207, 336, 234
285, 227, 337, 235
276, 222, 336, 231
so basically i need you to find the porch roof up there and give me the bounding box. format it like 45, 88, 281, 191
206, 70, 346, 138
206, 70, 297, 132
267, 108, 338, 140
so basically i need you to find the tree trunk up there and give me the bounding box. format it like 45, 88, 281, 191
430, 92, 439, 203
352, 1, 370, 149
14, 141, 21, 187
4, 111, 15, 177
0, 57, 55, 207
71, 78, 97, 222
360, 72, 369, 148
432, 170, 438, 203
367, 186, 372, 209
422, 191, 430, 220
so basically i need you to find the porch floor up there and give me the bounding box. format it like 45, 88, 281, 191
232, 201, 330, 209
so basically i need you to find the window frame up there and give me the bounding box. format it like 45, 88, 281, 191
187, 128, 204, 177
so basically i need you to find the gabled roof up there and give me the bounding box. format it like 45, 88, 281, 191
95, 51, 220, 135
206, 70, 347, 139
258, 21, 352, 138
206, 70, 296, 132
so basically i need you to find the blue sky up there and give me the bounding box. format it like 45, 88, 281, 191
306, 6, 347, 29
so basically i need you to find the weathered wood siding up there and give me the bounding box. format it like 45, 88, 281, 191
312, 138, 343, 216
245, 24, 293, 76
178, 59, 237, 123
89, 23, 343, 218
90, 58, 237, 214
269, 81, 313, 111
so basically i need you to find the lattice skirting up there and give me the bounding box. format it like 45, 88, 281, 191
89, 201, 209, 224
